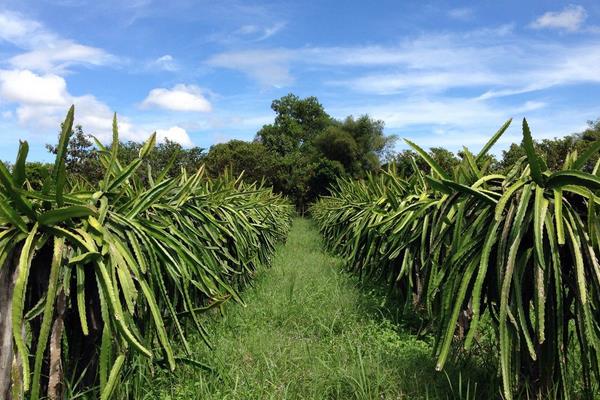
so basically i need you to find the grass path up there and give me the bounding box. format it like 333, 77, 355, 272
149, 218, 493, 399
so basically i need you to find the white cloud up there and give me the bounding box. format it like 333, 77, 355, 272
11, 93, 194, 147
141, 84, 212, 112
0, 10, 45, 47
205, 30, 600, 98
448, 8, 474, 21
235, 22, 285, 41
329, 97, 557, 153
237, 25, 260, 35
208, 21, 287, 45
0, 70, 69, 105
10, 43, 115, 71
204, 29, 516, 89
206, 49, 293, 87
72, 97, 193, 146
0, 10, 116, 72
204, 38, 499, 87
353, 98, 503, 130
149, 54, 179, 72
345, 41, 600, 97
530, 5, 587, 32
156, 126, 193, 146
0, 68, 194, 147
335, 71, 500, 95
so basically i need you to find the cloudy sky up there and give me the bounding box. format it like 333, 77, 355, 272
0, 0, 599, 161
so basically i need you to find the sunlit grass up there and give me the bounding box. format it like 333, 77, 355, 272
145, 218, 497, 399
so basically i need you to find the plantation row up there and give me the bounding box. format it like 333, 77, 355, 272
312, 119, 600, 399
0, 107, 293, 399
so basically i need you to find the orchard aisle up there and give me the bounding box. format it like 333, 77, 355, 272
149, 219, 490, 400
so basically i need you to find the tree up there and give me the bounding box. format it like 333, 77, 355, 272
578, 118, 600, 172
253, 94, 335, 210
24, 162, 53, 190
256, 93, 331, 155
336, 115, 397, 174
429, 147, 460, 173
46, 125, 103, 183
393, 150, 427, 175
307, 158, 345, 200
253, 95, 397, 210
204, 140, 273, 184
393, 147, 459, 176
119, 140, 205, 180
313, 126, 359, 172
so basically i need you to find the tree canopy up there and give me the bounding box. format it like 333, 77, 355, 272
205, 93, 397, 212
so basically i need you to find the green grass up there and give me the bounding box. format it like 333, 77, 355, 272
144, 218, 498, 399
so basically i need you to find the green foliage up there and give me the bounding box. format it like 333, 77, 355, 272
312, 119, 600, 399
208, 94, 396, 212
499, 119, 600, 173
0, 107, 293, 399
314, 115, 396, 177
24, 162, 53, 190
394, 147, 461, 177
46, 124, 103, 184
118, 139, 205, 180
257, 93, 331, 155
203, 140, 274, 184
149, 219, 496, 399
314, 126, 359, 171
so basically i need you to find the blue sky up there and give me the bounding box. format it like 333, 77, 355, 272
0, 0, 599, 161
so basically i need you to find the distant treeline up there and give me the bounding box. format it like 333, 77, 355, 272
14, 94, 600, 212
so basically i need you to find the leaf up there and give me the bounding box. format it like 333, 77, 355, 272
0, 161, 35, 218
95, 260, 152, 358
76, 263, 89, 336
572, 140, 600, 170
138, 279, 175, 370
107, 159, 142, 192
38, 205, 97, 226
68, 251, 101, 265
533, 185, 549, 269
0, 196, 28, 233
12, 223, 39, 392
139, 132, 157, 159
499, 182, 532, 400
13, 140, 29, 187
464, 219, 501, 349
522, 118, 545, 186
441, 179, 497, 205
53, 106, 75, 206
546, 170, 600, 192
99, 325, 112, 392
100, 354, 125, 400
156, 148, 180, 183
102, 113, 120, 191
435, 258, 479, 370
30, 237, 64, 400
554, 189, 565, 245
495, 180, 526, 221
424, 176, 452, 194
476, 118, 512, 163
404, 139, 450, 180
